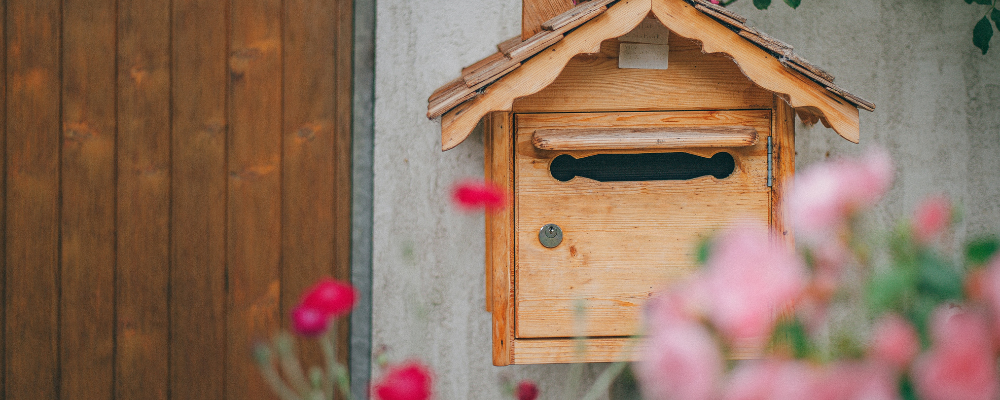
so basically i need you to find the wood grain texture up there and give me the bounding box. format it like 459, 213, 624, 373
441, 0, 653, 150
511, 337, 644, 364
649, 0, 859, 142
532, 125, 758, 150
484, 113, 494, 313
541, 0, 613, 31
171, 0, 228, 397
512, 35, 772, 113
60, 0, 117, 397
522, 0, 575, 40
5, 0, 61, 397
117, 0, 171, 396
514, 111, 771, 338
772, 95, 795, 246
334, 0, 354, 370
282, 0, 338, 369
0, 3, 6, 394
487, 112, 516, 366
228, 0, 283, 397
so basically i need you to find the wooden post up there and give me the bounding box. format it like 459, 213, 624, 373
522, 0, 575, 39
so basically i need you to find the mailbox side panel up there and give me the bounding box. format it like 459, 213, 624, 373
772, 95, 796, 247
485, 111, 517, 366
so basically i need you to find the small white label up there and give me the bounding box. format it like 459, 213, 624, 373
618, 43, 670, 70
618, 18, 670, 45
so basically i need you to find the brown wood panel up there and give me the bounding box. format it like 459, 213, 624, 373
60, 0, 117, 397
772, 95, 795, 246
514, 111, 771, 338
512, 337, 644, 364
512, 36, 773, 113
484, 113, 494, 313
170, 0, 229, 398
117, 0, 171, 397
334, 0, 354, 365
5, 0, 61, 398
282, 0, 338, 369
1, 2, 7, 396
522, 0, 575, 39
486, 112, 515, 366
228, 0, 283, 398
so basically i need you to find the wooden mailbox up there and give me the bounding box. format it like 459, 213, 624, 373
427, 0, 874, 365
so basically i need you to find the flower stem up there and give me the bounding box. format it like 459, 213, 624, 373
580, 362, 629, 400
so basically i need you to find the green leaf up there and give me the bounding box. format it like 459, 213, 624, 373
966, 236, 999, 266
972, 0, 991, 4
917, 255, 963, 300
866, 268, 912, 314
696, 237, 713, 266
974, 16, 993, 55
965, 0, 975, 4
783, 0, 801, 8
992, 8, 1000, 31
753, 0, 771, 10
771, 317, 811, 359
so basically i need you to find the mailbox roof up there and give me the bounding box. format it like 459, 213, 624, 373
429, 0, 875, 150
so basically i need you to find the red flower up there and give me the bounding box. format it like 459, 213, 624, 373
912, 195, 951, 244
290, 305, 330, 337
373, 361, 433, 400
516, 380, 539, 400
451, 180, 507, 211
301, 278, 358, 318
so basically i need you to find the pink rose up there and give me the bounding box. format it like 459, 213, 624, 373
869, 314, 920, 370
788, 149, 893, 243
515, 380, 539, 400
373, 361, 433, 400
815, 362, 897, 400
913, 308, 998, 400
703, 225, 806, 347
451, 179, 507, 211
301, 278, 358, 318
912, 195, 951, 244
290, 305, 330, 337
639, 301, 723, 400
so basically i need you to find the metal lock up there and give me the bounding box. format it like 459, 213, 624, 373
538, 223, 563, 248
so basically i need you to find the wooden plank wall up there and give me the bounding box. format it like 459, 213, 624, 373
2, 0, 354, 398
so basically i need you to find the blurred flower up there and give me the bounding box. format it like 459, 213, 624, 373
515, 380, 539, 400
290, 305, 330, 337
451, 179, 507, 211
373, 361, 433, 400
638, 297, 723, 400
722, 360, 815, 400
912, 195, 952, 244
301, 278, 358, 318
816, 362, 897, 400
913, 308, 998, 400
703, 225, 806, 346
788, 149, 893, 243
869, 314, 919, 371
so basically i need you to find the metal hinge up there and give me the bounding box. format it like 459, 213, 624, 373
767, 136, 773, 187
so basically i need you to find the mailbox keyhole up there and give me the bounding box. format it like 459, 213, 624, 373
549, 152, 735, 182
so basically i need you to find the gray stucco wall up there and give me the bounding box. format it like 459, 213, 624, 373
370, 0, 1000, 398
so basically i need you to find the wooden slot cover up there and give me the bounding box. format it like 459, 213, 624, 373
532, 126, 758, 150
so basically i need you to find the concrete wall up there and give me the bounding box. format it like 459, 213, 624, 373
370, 0, 1000, 397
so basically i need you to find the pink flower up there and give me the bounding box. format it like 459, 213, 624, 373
722, 360, 816, 400
373, 361, 433, 400
912, 195, 951, 244
788, 149, 893, 243
980, 258, 1000, 332
301, 278, 358, 318
290, 305, 330, 337
912, 308, 998, 400
869, 314, 920, 370
515, 380, 539, 400
451, 179, 507, 211
703, 225, 806, 347
638, 299, 723, 400
815, 362, 897, 400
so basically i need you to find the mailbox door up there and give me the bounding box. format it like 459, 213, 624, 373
514, 110, 771, 339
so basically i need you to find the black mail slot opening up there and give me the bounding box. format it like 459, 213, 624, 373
549, 152, 735, 182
